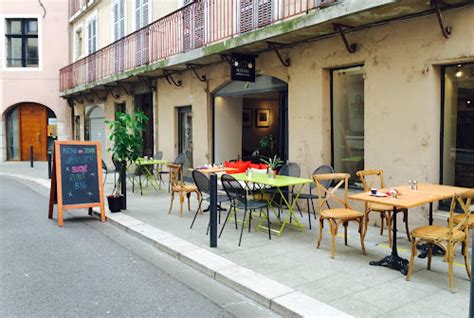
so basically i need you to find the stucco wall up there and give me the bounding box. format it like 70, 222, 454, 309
0, 0, 71, 161
153, 6, 474, 227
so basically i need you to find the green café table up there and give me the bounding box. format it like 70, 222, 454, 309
232, 173, 313, 237
135, 158, 169, 191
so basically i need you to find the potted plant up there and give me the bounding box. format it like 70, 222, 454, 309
106, 111, 148, 212
261, 155, 284, 179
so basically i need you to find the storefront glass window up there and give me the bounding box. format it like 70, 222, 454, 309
7, 108, 20, 160
331, 66, 365, 184
442, 63, 474, 189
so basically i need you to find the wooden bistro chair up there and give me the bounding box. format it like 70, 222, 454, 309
356, 169, 410, 246
167, 163, 200, 217
407, 190, 473, 292
313, 173, 366, 259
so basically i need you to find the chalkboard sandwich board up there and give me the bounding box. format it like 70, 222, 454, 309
48, 141, 106, 227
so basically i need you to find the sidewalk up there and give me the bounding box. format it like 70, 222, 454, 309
1, 162, 470, 317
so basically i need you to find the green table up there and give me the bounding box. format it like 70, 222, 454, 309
135, 158, 169, 191
233, 173, 313, 237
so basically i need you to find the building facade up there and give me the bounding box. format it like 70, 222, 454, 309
1, 0, 71, 161
61, 0, 474, 225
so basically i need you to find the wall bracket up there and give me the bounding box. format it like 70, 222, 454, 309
220, 54, 231, 65
117, 82, 133, 96
267, 42, 290, 67
163, 70, 182, 87
92, 90, 107, 102
186, 64, 207, 82
332, 23, 357, 53
431, 0, 452, 39
138, 76, 157, 91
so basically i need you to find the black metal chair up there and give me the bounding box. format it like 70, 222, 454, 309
293, 165, 335, 229
190, 170, 229, 230
102, 159, 117, 187
220, 174, 271, 246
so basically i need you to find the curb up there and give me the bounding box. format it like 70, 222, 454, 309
1, 172, 350, 318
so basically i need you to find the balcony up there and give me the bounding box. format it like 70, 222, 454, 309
69, 0, 88, 19
60, 0, 471, 95
61, 0, 340, 93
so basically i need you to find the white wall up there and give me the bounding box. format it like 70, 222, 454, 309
214, 96, 243, 163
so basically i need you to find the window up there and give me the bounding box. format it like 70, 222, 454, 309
331, 65, 365, 185
5, 18, 39, 67
134, 0, 150, 30
112, 0, 126, 41
441, 63, 474, 189
134, 0, 150, 65
74, 27, 83, 61
87, 16, 97, 54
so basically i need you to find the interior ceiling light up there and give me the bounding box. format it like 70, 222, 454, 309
455, 70, 463, 78
467, 100, 472, 104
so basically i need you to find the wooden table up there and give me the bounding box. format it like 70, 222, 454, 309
190, 167, 239, 174
233, 173, 313, 237
349, 183, 470, 275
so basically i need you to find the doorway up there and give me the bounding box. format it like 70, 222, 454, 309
178, 106, 193, 166
5, 103, 56, 161
212, 75, 288, 164
135, 93, 154, 157
85, 106, 106, 156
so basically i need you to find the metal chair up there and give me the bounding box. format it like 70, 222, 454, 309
220, 174, 271, 246
154, 151, 163, 160
190, 170, 229, 230
101, 159, 117, 187
293, 165, 334, 229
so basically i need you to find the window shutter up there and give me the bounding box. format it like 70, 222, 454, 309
119, 0, 125, 38
113, 0, 119, 40
142, 0, 149, 26
92, 19, 97, 52
87, 22, 92, 54
135, 0, 141, 30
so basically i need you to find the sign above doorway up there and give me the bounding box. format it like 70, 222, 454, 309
230, 53, 256, 82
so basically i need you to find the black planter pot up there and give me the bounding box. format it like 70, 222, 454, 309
107, 196, 122, 213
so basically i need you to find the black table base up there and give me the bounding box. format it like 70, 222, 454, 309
370, 254, 409, 275
416, 243, 445, 258
369, 206, 410, 275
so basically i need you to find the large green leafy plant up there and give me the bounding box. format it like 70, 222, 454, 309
106, 111, 148, 196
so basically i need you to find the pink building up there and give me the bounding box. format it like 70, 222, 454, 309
0, 0, 71, 161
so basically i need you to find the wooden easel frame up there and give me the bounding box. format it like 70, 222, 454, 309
48, 140, 106, 227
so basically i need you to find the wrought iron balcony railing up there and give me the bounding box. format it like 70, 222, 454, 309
60, 0, 337, 92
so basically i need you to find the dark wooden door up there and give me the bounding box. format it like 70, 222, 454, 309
20, 104, 47, 161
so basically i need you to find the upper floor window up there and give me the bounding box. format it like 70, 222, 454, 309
87, 16, 97, 54
112, 0, 126, 41
134, 0, 150, 30
5, 18, 39, 67
74, 27, 83, 61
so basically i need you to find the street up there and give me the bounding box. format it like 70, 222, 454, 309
0, 176, 273, 317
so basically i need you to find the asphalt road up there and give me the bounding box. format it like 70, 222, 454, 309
0, 176, 275, 317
